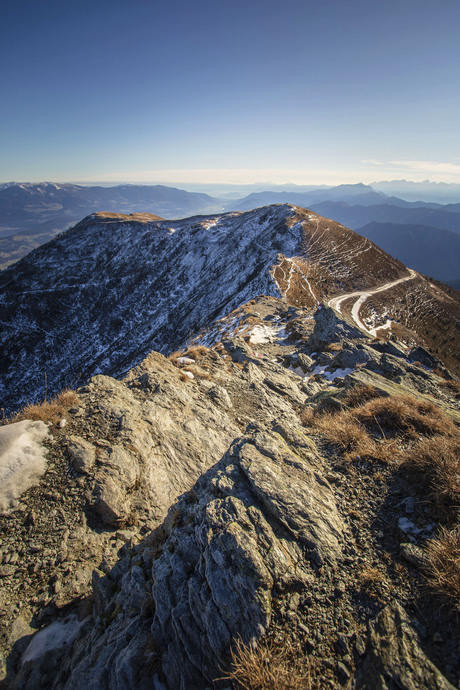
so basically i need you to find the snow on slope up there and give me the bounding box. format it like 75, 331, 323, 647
1, 203, 458, 413
0, 205, 300, 412
0, 420, 50, 512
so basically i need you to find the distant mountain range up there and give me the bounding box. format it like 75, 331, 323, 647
0, 181, 459, 285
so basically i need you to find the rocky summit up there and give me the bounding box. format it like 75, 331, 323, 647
0, 206, 460, 689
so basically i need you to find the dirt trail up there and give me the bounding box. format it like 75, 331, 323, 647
328, 268, 417, 337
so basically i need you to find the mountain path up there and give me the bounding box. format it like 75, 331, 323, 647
328, 268, 418, 337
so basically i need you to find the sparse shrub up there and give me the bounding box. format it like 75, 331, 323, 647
351, 394, 456, 439
424, 526, 460, 609
9, 389, 80, 425
301, 392, 457, 464
301, 406, 393, 462
220, 637, 310, 690
323, 342, 343, 353
358, 566, 384, 586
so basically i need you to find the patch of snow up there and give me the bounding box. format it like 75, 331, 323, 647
22, 615, 84, 664
398, 517, 421, 535
308, 365, 354, 382
177, 356, 195, 365
0, 420, 50, 513
289, 365, 305, 377
248, 324, 280, 345
183, 370, 195, 379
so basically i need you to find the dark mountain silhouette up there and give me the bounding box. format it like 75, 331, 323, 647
356, 222, 460, 284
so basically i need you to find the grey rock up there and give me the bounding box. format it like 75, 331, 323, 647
295, 352, 315, 371
263, 373, 305, 406
238, 434, 343, 565
408, 346, 441, 370
356, 601, 455, 689
67, 436, 96, 474
207, 385, 233, 409
308, 307, 364, 350
400, 543, 429, 569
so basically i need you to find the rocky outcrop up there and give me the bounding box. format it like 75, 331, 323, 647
2, 297, 460, 689
356, 602, 455, 689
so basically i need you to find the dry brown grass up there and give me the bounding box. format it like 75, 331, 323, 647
184, 345, 209, 360
438, 378, 460, 400
9, 389, 80, 425
343, 384, 384, 408
183, 366, 212, 380
322, 342, 343, 353
302, 392, 459, 465
352, 394, 457, 439
220, 637, 310, 690
167, 349, 184, 364
301, 406, 396, 462
358, 566, 384, 585
424, 526, 460, 609
303, 388, 460, 610
400, 435, 460, 514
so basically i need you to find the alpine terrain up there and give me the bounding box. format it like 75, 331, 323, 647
0, 204, 460, 689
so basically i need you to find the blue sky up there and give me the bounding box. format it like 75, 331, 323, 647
1, 0, 460, 186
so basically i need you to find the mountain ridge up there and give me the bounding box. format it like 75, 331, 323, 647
1, 204, 459, 415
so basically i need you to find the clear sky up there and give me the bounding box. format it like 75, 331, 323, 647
1, 0, 460, 186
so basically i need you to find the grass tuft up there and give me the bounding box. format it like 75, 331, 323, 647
424, 526, 460, 609
7, 389, 80, 425
400, 435, 460, 515
220, 637, 310, 690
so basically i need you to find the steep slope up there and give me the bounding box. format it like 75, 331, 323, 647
2, 297, 460, 689
0, 183, 222, 268
1, 205, 459, 413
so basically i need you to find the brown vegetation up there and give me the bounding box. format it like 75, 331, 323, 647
7, 389, 80, 425
302, 384, 460, 609
424, 527, 460, 610
400, 435, 460, 516
221, 637, 310, 690
184, 345, 209, 360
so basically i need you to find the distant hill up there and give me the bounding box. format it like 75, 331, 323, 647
372, 179, 460, 204
356, 222, 460, 284
0, 182, 223, 268
226, 183, 390, 212
312, 201, 460, 234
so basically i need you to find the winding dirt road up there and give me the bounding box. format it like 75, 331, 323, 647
327, 268, 418, 337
